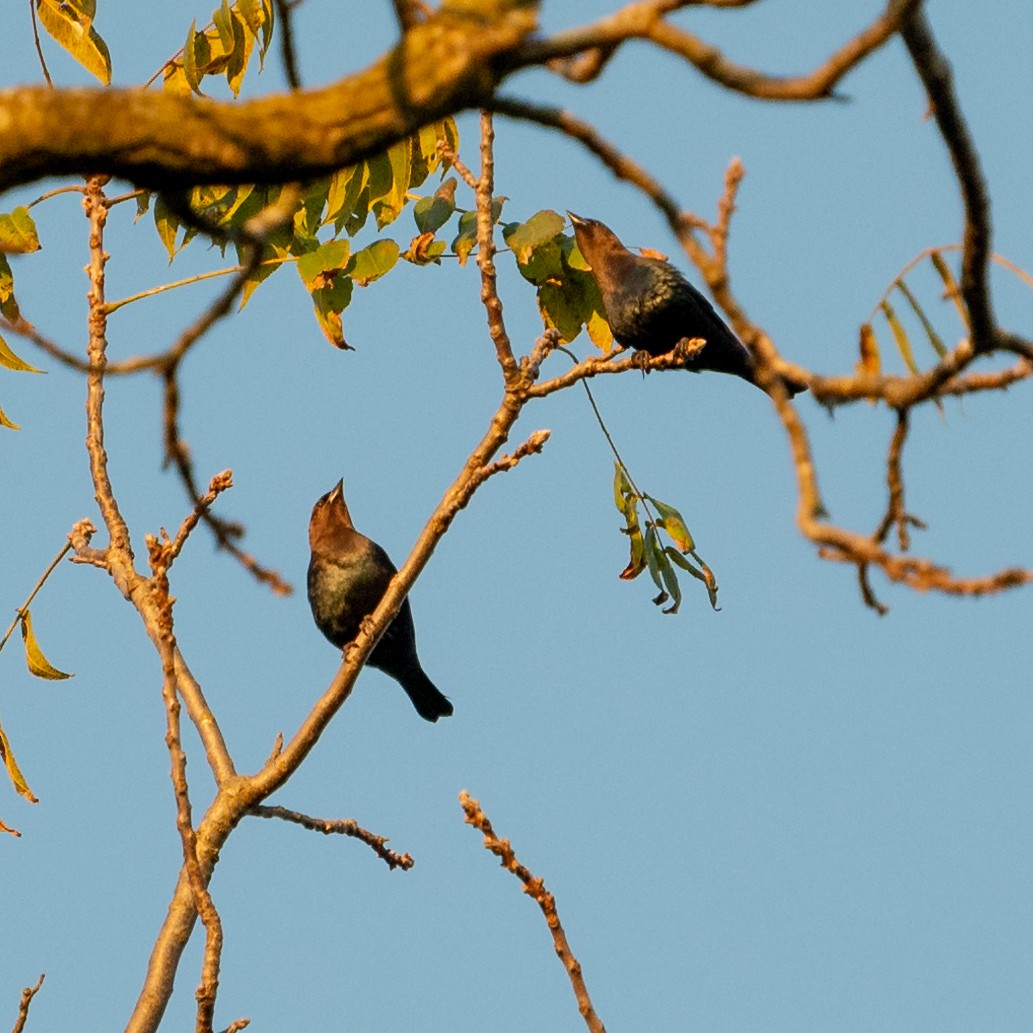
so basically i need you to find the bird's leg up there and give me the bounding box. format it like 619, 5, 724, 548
673, 336, 707, 363
631, 348, 653, 372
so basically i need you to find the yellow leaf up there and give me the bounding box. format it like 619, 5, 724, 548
20, 610, 73, 680
0, 207, 41, 255
0, 404, 20, 430
36, 0, 112, 85
856, 322, 880, 378
0, 719, 38, 804
879, 299, 919, 375
929, 250, 970, 330
0, 334, 43, 374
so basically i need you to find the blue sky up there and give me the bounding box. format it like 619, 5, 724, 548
2, 3, 1031, 1031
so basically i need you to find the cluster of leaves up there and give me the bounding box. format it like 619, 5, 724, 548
148, 117, 461, 347
169, 0, 274, 96
613, 464, 719, 614
502, 209, 614, 350
35, 0, 274, 94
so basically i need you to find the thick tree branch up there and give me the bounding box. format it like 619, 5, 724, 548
0, 3, 538, 195
900, 10, 994, 350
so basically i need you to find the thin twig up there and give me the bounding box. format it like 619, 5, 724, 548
250, 805, 415, 870
10, 973, 45, 1033
460, 792, 606, 1033
159, 246, 293, 596
0, 541, 73, 655
27, 0, 52, 87
474, 110, 518, 381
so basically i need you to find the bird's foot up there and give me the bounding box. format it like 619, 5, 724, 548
631, 348, 653, 372
672, 336, 707, 364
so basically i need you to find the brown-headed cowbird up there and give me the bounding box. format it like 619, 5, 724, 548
568, 212, 806, 396
308, 481, 453, 722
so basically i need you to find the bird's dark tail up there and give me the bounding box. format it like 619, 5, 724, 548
400, 668, 454, 722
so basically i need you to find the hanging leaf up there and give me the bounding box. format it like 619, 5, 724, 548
894, 278, 947, 358
0, 403, 20, 430
642, 525, 671, 609
20, 610, 73, 680
667, 548, 720, 611
929, 251, 970, 330
0, 720, 38, 804
0, 336, 43, 374
296, 239, 351, 290
856, 322, 881, 378
646, 496, 695, 553
879, 299, 919, 375
309, 277, 354, 349
225, 9, 253, 96
413, 178, 457, 234
0, 255, 21, 321
182, 20, 205, 94
36, 0, 112, 85
503, 210, 566, 264
349, 240, 400, 286
0, 207, 41, 255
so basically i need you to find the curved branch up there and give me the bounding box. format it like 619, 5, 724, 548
900, 9, 994, 348
0, 4, 538, 195
517, 0, 922, 100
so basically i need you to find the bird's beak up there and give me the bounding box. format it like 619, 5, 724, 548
567, 211, 585, 226
328, 479, 344, 503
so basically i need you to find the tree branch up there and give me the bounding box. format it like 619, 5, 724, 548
460, 792, 606, 1033
0, 3, 538, 195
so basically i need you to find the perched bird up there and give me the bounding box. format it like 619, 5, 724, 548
307, 481, 453, 722
567, 212, 805, 396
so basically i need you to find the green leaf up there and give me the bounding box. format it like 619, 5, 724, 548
349, 239, 400, 286
214, 0, 235, 51
642, 526, 668, 602
20, 610, 73, 680
613, 462, 633, 509
646, 496, 695, 553
0, 719, 38, 803
414, 179, 457, 234
667, 548, 720, 610
182, 20, 203, 94
225, 7, 253, 95
310, 277, 354, 349
36, 0, 112, 85
451, 212, 478, 266
0, 335, 43, 374
344, 186, 372, 238
0, 208, 41, 255
503, 210, 566, 264
879, 299, 919, 375
296, 239, 351, 290
153, 195, 183, 261
538, 282, 588, 343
